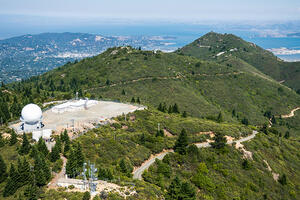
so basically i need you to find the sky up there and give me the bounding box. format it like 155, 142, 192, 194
0, 0, 299, 22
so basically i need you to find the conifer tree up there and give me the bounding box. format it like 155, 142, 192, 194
64, 138, 70, 156
122, 89, 126, 95
19, 133, 31, 155
34, 153, 50, 186
9, 129, 18, 146
156, 129, 164, 137
242, 117, 249, 125
174, 129, 188, 155
158, 103, 163, 112
211, 132, 227, 149
284, 131, 290, 139
166, 176, 182, 200
119, 159, 127, 174
137, 97, 141, 104
50, 144, 60, 162
168, 105, 173, 113
56, 137, 62, 153
37, 139, 49, 157
182, 111, 187, 118
179, 182, 196, 200
18, 157, 32, 186
172, 103, 179, 113
140, 133, 146, 145
3, 163, 19, 197
82, 191, 91, 200
0, 154, 7, 183
66, 148, 76, 177
131, 97, 135, 103
30, 145, 39, 159
217, 112, 224, 123
24, 182, 38, 200
75, 143, 84, 169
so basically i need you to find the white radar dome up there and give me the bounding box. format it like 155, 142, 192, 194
21, 104, 42, 124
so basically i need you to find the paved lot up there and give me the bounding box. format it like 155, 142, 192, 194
11, 100, 145, 133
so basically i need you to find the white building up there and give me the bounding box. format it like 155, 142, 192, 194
32, 129, 52, 142
20, 104, 44, 132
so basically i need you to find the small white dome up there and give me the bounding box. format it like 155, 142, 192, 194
21, 104, 42, 124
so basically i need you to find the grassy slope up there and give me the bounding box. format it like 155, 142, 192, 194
177, 32, 300, 91
144, 133, 300, 200
21, 46, 300, 125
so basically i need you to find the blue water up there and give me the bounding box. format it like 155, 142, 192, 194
1, 20, 300, 61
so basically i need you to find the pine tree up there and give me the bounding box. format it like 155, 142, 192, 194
24, 183, 38, 200
56, 137, 62, 153
50, 144, 60, 162
166, 176, 182, 200
64, 138, 70, 156
119, 159, 127, 173
18, 157, 32, 186
30, 145, 39, 159
158, 103, 163, 112
9, 130, 18, 146
37, 139, 49, 157
3, 164, 19, 197
74, 143, 84, 169
140, 133, 145, 145
122, 89, 126, 95
174, 129, 189, 155
137, 97, 141, 104
284, 131, 290, 139
66, 148, 76, 177
242, 117, 249, 125
168, 105, 173, 113
182, 111, 187, 118
131, 97, 135, 103
172, 103, 179, 113
34, 153, 50, 186
82, 191, 91, 200
19, 133, 31, 155
179, 182, 196, 200
210, 132, 227, 149
156, 130, 164, 137
0, 154, 7, 183
217, 112, 224, 123
278, 174, 287, 185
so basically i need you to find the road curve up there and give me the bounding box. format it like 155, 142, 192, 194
133, 130, 258, 180
132, 150, 173, 180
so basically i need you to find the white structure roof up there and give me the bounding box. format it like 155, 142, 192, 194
21, 104, 42, 124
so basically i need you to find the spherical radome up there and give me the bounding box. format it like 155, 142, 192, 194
21, 104, 42, 124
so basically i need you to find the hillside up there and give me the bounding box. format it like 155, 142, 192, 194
1, 36, 300, 199
17, 46, 300, 126
177, 32, 300, 91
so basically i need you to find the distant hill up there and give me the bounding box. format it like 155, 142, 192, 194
176, 32, 300, 91
287, 32, 300, 37
0, 32, 174, 83
16, 46, 300, 126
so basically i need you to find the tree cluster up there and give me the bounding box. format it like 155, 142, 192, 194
166, 176, 196, 200
158, 102, 180, 114
66, 142, 84, 178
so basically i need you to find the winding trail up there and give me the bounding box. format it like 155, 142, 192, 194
133, 130, 258, 180
281, 107, 300, 118
48, 155, 67, 188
